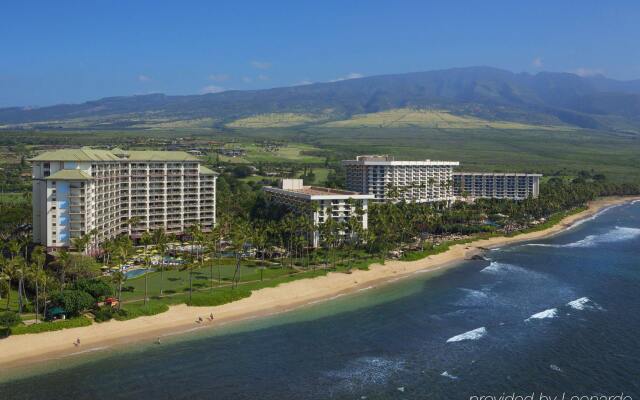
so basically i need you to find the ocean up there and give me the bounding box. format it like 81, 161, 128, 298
1, 201, 639, 399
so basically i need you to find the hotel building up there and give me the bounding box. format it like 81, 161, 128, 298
263, 179, 374, 247
453, 172, 541, 201
342, 155, 460, 203
31, 148, 216, 253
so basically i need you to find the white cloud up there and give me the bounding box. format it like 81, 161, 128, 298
138, 74, 151, 82
572, 67, 605, 77
242, 76, 252, 83
251, 60, 271, 69
330, 72, 364, 82
208, 73, 230, 82
296, 80, 313, 86
257, 74, 270, 81
532, 57, 543, 68
201, 85, 226, 94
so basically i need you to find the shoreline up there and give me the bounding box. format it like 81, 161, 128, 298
1, 196, 638, 371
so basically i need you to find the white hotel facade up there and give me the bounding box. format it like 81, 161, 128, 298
31, 148, 216, 253
263, 179, 374, 247
453, 172, 541, 201
343, 155, 460, 203
343, 155, 541, 203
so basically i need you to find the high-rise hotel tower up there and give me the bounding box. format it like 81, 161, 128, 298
342, 155, 460, 203
31, 148, 216, 253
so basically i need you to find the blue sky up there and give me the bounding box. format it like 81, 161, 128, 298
1, 1, 639, 107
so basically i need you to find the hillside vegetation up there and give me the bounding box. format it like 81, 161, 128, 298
321, 109, 571, 130
226, 113, 325, 128
3, 67, 640, 132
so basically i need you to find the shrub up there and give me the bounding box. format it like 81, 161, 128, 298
10, 317, 92, 335
114, 302, 169, 321
93, 307, 116, 322
0, 311, 22, 328
72, 279, 113, 300
51, 290, 95, 317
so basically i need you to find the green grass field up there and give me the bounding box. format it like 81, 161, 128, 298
214, 142, 325, 164
295, 126, 640, 182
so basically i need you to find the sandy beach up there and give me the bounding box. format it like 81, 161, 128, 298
1, 196, 638, 370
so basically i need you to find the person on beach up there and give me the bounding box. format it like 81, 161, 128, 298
74, 338, 80, 347
209, 313, 214, 320
156, 337, 161, 345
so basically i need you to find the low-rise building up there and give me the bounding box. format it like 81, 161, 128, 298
263, 179, 374, 247
31, 147, 217, 253
342, 155, 460, 203
453, 172, 541, 201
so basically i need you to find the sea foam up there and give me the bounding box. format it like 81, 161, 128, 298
567, 297, 602, 311
441, 371, 459, 380
446, 327, 487, 343
528, 226, 640, 249
525, 308, 557, 321
480, 261, 518, 274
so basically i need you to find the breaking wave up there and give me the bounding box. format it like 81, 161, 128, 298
525, 308, 557, 321
569, 205, 618, 228
528, 226, 640, 249
480, 261, 520, 274
567, 297, 602, 311
446, 327, 487, 343
550, 364, 563, 372
441, 371, 459, 380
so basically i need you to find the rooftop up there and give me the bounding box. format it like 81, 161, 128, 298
31, 148, 121, 162
199, 165, 217, 175
45, 169, 94, 180
287, 186, 363, 196
343, 155, 459, 166
31, 147, 199, 162
264, 182, 374, 199
454, 172, 542, 176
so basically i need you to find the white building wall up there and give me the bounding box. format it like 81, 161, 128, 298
343, 157, 460, 203
32, 156, 217, 253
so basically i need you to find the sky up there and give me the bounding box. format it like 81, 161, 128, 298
1, 0, 639, 107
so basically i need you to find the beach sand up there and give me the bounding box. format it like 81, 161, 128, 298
1, 196, 637, 370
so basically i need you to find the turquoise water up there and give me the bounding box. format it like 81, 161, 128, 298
1, 202, 639, 399
124, 268, 154, 279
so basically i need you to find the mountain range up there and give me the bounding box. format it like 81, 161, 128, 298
2, 66, 640, 132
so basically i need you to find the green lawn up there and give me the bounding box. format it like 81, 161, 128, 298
118, 259, 293, 303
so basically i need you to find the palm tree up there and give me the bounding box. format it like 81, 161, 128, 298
7, 240, 25, 312
0, 254, 15, 311
57, 249, 70, 291
251, 223, 268, 280
112, 270, 126, 310
152, 228, 167, 295
31, 246, 46, 322
71, 232, 91, 255
140, 231, 152, 305
230, 218, 250, 288
114, 235, 133, 309
186, 225, 204, 302
206, 226, 222, 287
